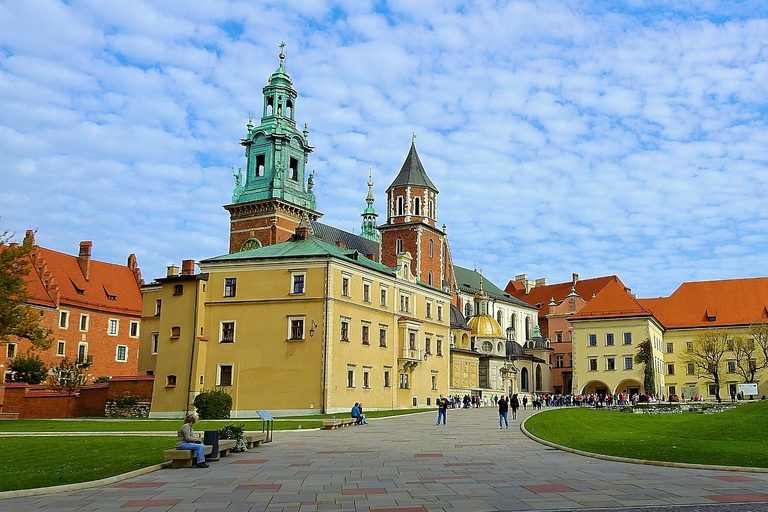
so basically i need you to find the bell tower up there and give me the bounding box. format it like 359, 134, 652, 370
225, 43, 321, 252
379, 138, 447, 289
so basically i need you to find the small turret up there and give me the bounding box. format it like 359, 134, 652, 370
360, 163, 381, 242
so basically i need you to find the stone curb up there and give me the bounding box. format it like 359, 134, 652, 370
520, 411, 768, 474
0, 461, 171, 500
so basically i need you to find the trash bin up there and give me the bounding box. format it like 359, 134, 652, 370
203, 430, 220, 461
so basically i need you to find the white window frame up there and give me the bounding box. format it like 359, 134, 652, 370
78, 342, 88, 361
129, 321, 140, 338
589, 358, 598, 371
217, 363, 234, 386
606, 333, 614, 346
347, 367, 355, 388
624, 356, 633, 370
6, 343, 17, 359
115, 345, 128, 362
151, 332, 159, 355
59, 310, 70, 329
79, 314, 89, 332
108, 318, 119, 336
623, 332, 633, 345
362, 281, 371, 303
606, 357, 615, 371
380, 286, 388, 307
340, 317, 351, 342
290, 270, 307, 295
588, 334, 597, 346
341, 273, 351, 297
220, 321, 236, 343
57, 340, 66, 357
361, 322, 371, 345
287, 315, 306, 341
667, 363, 676, 375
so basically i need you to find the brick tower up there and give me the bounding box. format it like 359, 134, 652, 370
224, 44, 320, 252
379, 141, 448, 289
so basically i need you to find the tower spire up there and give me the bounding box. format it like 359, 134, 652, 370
360, 162, 381, 242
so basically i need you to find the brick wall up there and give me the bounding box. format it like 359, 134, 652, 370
0, 376, 154, 419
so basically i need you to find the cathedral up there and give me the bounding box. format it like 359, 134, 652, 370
139, 48, 553, 416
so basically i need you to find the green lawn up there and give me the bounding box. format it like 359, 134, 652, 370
524, 400, 768, 468
0, 409, 430, 433
0, 436, 171, 492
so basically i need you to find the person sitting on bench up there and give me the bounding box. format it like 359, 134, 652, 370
351, 402, 367, 424
176, 414, 209, 468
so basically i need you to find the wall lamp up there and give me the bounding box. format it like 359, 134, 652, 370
309, 320, 317, 338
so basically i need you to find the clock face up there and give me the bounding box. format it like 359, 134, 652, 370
241, 238, 262, 251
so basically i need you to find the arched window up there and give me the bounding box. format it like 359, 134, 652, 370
429, 200, 434, 218
429, 239, 433, 257
464, 303, 472, 318
414, 197, 421, 216
521, 367, 529, 392
397, 197, 404, 216
428, 271, 433, 286
497, 310, 503, 328
535, 365, 542, 391
525, 317, 532, 340
266, 97, 274, 116
286, 99, 293, 119
396, 237, 403, 254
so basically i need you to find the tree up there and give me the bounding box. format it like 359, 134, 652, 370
633, 338, 656, 395
8, 350, 48, 384
0, 230, 53, 350
749, 321, 768, 372
47, 356, 88, 394
678, 329, 729, 402
732, 334, 761, 384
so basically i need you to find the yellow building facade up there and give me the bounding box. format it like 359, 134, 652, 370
140, 235, 451, 417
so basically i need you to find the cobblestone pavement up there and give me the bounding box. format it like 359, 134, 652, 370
3, 406, 767, 511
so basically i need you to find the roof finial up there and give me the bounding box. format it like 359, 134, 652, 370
411, 132, 417, 143
279, 42, 286, 66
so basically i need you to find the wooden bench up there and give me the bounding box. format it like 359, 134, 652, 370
322, 418, 357, 429
244, 431, 268, 448
163, 444, 213, 468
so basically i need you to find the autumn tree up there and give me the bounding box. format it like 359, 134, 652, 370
0, 229, 53, 350
47, 356, 89, 394
633, 338, 656, 395
678, 329, 729, 402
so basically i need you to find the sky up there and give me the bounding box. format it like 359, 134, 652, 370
2, 0, 768, 299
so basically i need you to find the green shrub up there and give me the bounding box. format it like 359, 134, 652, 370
8, 351, 47, 384
218, 423, 247, 452
110, 395, 138, 408
193, 389, 233, 419
94, 376, 111, 384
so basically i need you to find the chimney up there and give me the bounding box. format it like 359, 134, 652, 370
572, 273, 579, 287
78, 241, 92, 281
535, 277, 547, 287
515, 274, 534, 294
181, 259, 195, 276
167, 265, 179, 277
23, 229, 35, 247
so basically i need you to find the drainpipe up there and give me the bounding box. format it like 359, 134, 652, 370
185, 277, 200, 415
321, 260, 330, 414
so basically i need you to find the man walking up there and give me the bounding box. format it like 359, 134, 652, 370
436, 394, 449, 425
498, 395, 509, 429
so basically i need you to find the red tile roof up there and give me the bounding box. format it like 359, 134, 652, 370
638, 277, 768, 329
2, 241, 142, 315
33, 246, 142, 315
505, 275, 626, 319
569, 280, 653, 321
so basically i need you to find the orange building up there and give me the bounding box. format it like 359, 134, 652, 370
506, 273, 627, 394
1, 231, 143, 385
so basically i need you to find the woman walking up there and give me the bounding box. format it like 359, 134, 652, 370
498, 395, 509, 429
510, 393, 520, 420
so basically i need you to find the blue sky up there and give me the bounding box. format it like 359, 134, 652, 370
2, 1, 768, 298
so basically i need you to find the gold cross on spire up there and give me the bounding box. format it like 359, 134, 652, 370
279, 42, 286, 61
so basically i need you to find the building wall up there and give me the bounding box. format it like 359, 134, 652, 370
571, 317, 665, 396
142, 256, 452, 418
1, 303, 140, 384
661, 326, 768, 400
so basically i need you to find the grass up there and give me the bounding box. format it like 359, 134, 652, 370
524, 400, 768, 468
0, 436, 171, 492
0, 409, 431, 433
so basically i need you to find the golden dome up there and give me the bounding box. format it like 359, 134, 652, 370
467, 315, 503, 338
